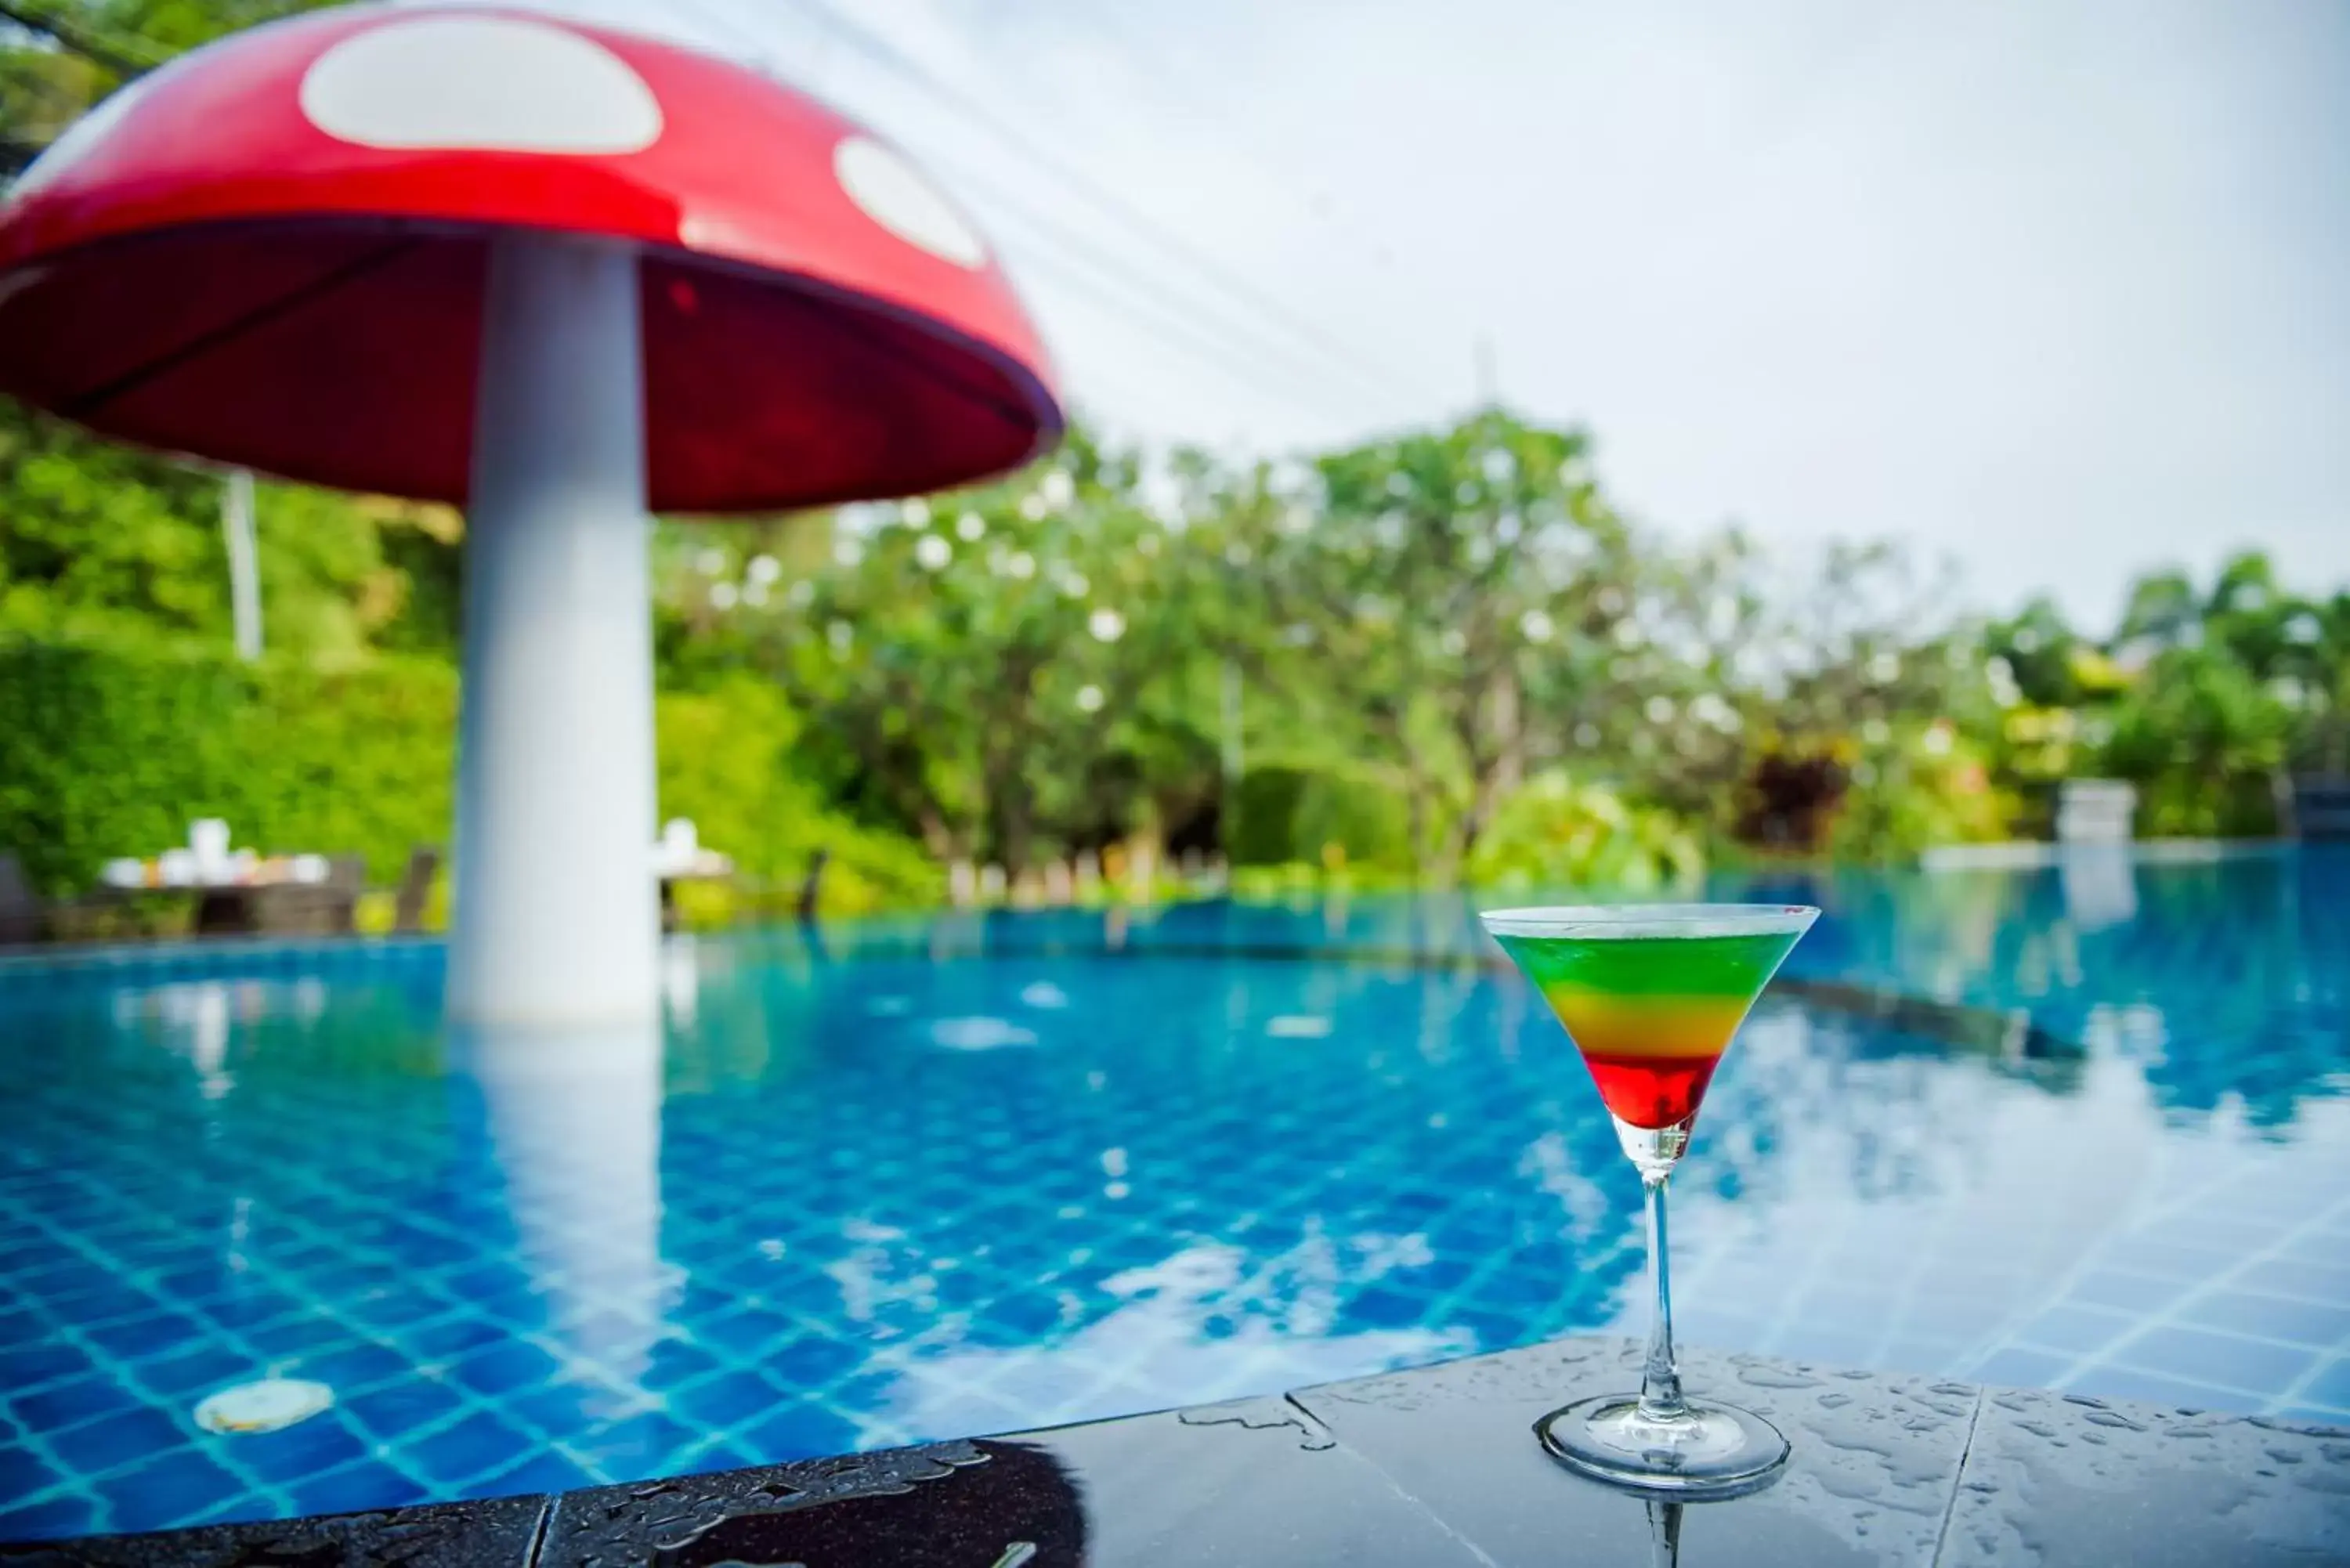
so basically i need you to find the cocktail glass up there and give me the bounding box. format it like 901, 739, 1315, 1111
1484, 902, 1818, 1495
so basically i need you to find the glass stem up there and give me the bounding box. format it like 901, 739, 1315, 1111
1636, 1171, 1687, 1421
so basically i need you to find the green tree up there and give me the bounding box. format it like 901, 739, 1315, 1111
753, 428, 1216, 869
1211, 411, 1641, 874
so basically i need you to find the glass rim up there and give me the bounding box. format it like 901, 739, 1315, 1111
1479, 902, 1820, 939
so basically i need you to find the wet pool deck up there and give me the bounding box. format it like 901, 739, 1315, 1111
5, 1335, 2345, 1566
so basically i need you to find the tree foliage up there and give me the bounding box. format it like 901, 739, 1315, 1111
2, 0, 2343, 891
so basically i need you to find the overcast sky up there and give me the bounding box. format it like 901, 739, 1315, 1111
546, 0, 2348, 630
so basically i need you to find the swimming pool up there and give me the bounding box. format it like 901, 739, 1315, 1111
1, 848, 2345, 1540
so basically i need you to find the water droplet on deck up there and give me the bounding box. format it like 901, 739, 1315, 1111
1738, 1366, 1825, 1390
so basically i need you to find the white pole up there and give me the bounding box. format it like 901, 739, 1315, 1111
448, 234, 660, 1028
221, 468, 262, 662
1220, 657, 1243, 786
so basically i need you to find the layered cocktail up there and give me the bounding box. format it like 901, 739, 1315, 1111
1485, 903, 1817, 1494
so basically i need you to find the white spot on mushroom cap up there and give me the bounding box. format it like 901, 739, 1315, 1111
833, 135, 986, 269
301, 15, 661, 154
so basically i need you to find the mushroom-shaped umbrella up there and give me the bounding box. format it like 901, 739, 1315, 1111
0, 5, 1061, 1026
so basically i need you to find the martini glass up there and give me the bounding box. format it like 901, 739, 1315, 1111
1484, 902, 1818, 1495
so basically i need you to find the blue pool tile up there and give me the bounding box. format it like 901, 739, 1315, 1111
1898, 1295, 2014, 1342
285, 1461, 429, 1519
2, 882, 2348, 1538
92, 1448, 244, 1526
471, 1447, 596, 1498
663, 1375, 779, 1432
0, 1492, 98, 1542
0, 1443, 64, 1501
2014, 1303, 2139, 1357
678, 1440, 764, 1476
1878, 1338, 1967, 1377
340, 1378, 468, 1441
1340, 1285, 1437, 1332
2119, 1326, 2317, 1393
0, 1308, 49, 1352
241, 1311, 357, 1360
47, 1406, 186, 1476
197, 1285, 307, 1330
131, 1344, 261, 1401
564, 1410, 697, 1476
643, 1337, 728, 1391
347, 1286, 461, 1335
1767, 1325, 1882, 1369
2304, 1357, 2350, 1410
2061, 1364, 2253, 1412
0, 1342, 92, 1394
291, 1339, 414, 1393
404, 1409, 537, 1488
694, 1305, 794, 1360
222, 1414, 371, 1486
80, 1310, 208, 1363
735, 1400, 859, 1465
399, 1313, 509, 1360
1973, 1347, 2076, 1389
11, 1261, 121, 1313
447, 1340, 563, 1400
1446, 1309, 1531, 1356
761, 1334, 863, 1393
972, 1292, 1064, 1342
2063, 1270, 2190, 1314
1792, 1290, 1905, 1334
2094, 1237, 2240, 1281
2241, 1257, 2350, 1305
2179, 1291, 2350, 1348
8, 1374, 140, 1434
491, 1380, 596, 1438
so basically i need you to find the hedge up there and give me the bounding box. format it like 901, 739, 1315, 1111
1226, 761, 1416, 869
0, 635, 936, 912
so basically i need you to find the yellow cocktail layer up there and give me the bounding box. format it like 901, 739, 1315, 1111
1539, 986, 1753, 1059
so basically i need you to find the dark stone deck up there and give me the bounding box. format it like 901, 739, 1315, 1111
7, 1337, 2347, 1566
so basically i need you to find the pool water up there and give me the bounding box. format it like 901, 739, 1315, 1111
0, 849, 2345, 1540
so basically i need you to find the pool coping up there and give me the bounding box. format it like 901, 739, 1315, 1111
5, 1335, 2342, 1564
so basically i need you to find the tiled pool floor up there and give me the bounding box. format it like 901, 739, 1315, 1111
0, 848, 2344, 1540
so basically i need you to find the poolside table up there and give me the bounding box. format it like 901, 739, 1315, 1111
92, 855, 363, 938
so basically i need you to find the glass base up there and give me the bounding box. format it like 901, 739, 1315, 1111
1534, 1393, 1789, 1498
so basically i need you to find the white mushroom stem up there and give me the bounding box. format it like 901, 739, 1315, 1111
448, 233, 660, 1028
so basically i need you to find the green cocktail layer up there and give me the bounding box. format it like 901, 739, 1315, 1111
1495, 928, 1803, 1128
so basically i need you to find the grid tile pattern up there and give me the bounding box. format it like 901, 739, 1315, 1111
0, 846, 2343, 1541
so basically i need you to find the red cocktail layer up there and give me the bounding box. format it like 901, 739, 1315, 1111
1579, 1049, 1723, 1130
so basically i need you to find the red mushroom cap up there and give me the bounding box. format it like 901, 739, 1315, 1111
0, 5, 1062, 511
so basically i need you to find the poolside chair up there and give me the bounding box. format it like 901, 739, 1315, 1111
392, 846, 440, 934
2055, 779, 2137, 844
0, 854, 45, 945
797, 849, 829, 923
251, 856, 366, 937
2286, 775, 2350, 840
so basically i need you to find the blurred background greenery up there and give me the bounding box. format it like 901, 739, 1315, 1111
4, 0, 2346, 915
5, 393, 2344, 910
